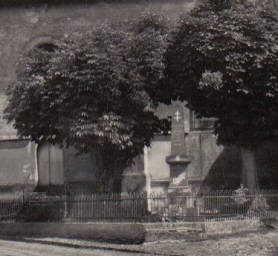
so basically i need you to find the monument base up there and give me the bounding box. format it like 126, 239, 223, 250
168, 185, 192, 194
165, 185, 198, 219
168, 185, 193, 206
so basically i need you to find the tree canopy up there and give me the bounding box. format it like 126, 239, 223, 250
163, 0, 278, 149
4, 13, 169, 190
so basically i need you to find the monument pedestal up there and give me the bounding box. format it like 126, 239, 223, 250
166, 156, 191, 205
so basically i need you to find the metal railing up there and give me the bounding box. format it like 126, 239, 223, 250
0, 190, 277, 223
0, 191, 24, 223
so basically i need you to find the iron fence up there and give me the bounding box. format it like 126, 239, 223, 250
0, 190, 277, 223
0, 191, 23, 223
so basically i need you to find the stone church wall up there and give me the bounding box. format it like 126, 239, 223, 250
0, 0, 193, 92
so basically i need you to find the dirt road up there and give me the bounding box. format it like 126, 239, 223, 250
1, 230, 278, 256
0, 239, 149, 256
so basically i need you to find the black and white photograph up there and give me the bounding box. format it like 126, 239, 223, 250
0, 0, 277, 255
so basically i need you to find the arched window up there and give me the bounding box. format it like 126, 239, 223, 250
16, 36, 58, 76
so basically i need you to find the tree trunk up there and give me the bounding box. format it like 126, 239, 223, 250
240, 147, 258, 194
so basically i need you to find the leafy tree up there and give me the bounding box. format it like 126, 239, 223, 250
5, 13, 169, 192
163, 0, 278, 192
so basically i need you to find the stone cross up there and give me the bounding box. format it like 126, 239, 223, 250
174, 110, 182, 122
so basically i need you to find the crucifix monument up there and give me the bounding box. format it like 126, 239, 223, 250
166, 102, 192, 206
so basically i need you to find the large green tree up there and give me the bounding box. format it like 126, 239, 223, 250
163, 0, 278, 192
5, 13, 169, 191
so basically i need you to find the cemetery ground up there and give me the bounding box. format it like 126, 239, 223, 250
1, 228, 278, 256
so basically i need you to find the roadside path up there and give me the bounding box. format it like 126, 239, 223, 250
1, 230, 278, 256
142, 231, 278, 256
0, 239, 149, 256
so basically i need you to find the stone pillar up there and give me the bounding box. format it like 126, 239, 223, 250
166, 102, 193, 212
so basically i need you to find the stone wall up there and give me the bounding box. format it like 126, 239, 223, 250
0, 140, 37, 189
204, 220, 261, 236
146, 131, 224, 193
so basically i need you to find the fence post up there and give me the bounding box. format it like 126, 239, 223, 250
64, 193, 68, 221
